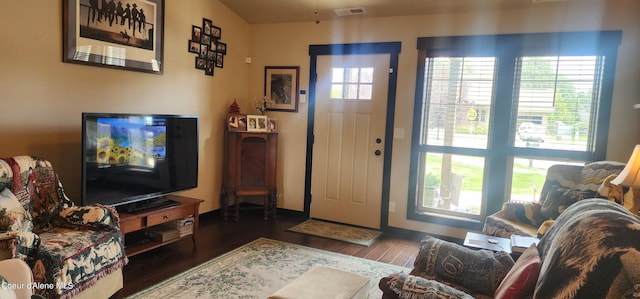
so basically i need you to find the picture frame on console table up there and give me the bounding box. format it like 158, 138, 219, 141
227, 114, 247, 132
267, 118, 277, 132
247, 115, 268, 132
62, 0, 165, 74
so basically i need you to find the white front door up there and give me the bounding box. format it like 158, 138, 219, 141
310, 54, 390, 229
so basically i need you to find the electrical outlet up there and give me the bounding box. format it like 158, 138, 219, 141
389, 202, 396, 213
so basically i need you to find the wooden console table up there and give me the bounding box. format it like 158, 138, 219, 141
119, 195, 203, 257
221, 130, 278, 221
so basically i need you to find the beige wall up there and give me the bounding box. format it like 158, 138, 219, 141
247, 0, 640, 237
1, 0, 639, 237
0, 0, 251, 213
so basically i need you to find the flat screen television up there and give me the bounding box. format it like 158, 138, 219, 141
81, 112, 199, 212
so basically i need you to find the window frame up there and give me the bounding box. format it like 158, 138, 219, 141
408, 31, 622, 229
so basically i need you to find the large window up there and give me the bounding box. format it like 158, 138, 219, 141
409, 32, 621, 228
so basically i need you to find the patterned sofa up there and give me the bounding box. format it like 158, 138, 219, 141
483, 161, 626, 238
379, 198, 640, 298
0, 156, 127, 299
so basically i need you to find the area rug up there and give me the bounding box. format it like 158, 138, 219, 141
127, 237, 409, 299
287, 219, 383, 246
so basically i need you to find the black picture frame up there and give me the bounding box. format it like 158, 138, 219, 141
201, 34, 210, 47
205, 61, 214, 76
211, 26, 222, 39
195, 57, 206, 70
188, 40, 200, 54
192, 25, 202, 42
215, 52, 224, 68
207, 50, 216, 61
265, 66, 300, 112
202, 18, 212, 36
200, 44, 208, 58
63, 0, 165, 74
216, 42, 227, 54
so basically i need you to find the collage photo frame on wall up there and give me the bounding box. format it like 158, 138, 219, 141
188, 17, 227, 76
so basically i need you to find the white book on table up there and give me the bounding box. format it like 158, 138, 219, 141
510, 235, 540, 253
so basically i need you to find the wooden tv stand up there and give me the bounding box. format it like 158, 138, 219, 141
118, 195, 203, 257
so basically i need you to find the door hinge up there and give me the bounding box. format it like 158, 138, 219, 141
389, 67, 394, 74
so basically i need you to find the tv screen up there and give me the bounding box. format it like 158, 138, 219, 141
81, 113, 198, 208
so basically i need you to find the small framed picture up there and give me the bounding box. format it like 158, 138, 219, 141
195, 57, 206, 70
237, 115, 247, 131
200, 44, 208, 58
267, 118, 277, 132
227, 114, 244, 131
201, 34, 211, 47
203, 18, 212, 36
192, 25, 202, 42
211, 26, 222, 39
215, 52, 224, 68
247, 115, 268, 132
207, 50, 216, 61
205, 61, 214, 76
188, 40, 200, 54
216, 42, 227, 54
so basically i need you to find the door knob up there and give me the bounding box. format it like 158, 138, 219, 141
374, 150, 382, 156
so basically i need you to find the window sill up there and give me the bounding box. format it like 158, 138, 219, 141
408, 211, 484, 231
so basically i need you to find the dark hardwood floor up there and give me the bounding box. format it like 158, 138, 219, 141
111, 208, 428, 298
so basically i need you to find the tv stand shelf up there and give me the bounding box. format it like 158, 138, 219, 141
118, 195, 203, 257
119, 197, 180, 214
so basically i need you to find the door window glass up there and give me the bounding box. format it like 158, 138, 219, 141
331, 67, 374, 100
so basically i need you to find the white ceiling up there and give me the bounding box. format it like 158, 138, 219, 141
219, 0, 544, 24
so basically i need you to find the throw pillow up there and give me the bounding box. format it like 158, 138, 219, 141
380, 272, 475, 299
0, 188, 33, 232
494, 244, 542, 299
0, 274, 17, 299
579, 161, 625, 191
411, 236, 514, 296
502, 202, 543, 227
540, 185, 596, 220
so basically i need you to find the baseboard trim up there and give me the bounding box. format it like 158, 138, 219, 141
382, 226, 464, 245
198, 206, 463, 245
199, 205, 306, 221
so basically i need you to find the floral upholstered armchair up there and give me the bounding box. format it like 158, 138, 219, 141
0, 156, 127, 299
